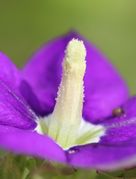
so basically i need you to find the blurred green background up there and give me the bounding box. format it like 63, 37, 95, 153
0, 0, 136, 94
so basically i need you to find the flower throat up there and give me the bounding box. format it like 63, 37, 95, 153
36, 39, 105, 149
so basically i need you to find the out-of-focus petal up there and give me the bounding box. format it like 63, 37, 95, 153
66, 140, 136, 170
0, 52, 20, 87
22, 31, 128, 122
0, 80, 37, 129
0, 125, 66, 163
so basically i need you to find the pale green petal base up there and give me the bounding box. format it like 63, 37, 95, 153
36, 117, 105, 150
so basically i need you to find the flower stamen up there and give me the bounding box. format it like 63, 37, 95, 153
36, 39, 105, 149
48, 39, 86, 148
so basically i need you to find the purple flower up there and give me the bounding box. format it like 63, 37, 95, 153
0, 31, 136, 171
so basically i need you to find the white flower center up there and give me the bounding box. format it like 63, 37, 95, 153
36, 39, 105, 149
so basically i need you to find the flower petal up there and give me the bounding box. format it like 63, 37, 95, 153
67, 96, 136, 170
0, 125, 66, 163
100, 96, 136, 144
21, 31, 128, 122
21, 33, 70, 116
0, 80, 37, 129
83, 41, 128, 122
66, 141, 136, 170
0, 52, 20, 87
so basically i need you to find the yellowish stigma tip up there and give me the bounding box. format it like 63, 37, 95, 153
64, 39, 86, 70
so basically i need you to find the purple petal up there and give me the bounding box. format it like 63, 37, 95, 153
83, 41, 128, 122
67, 97, 136, 170
67, 141, 136, 170
0, 52, 20, 87
0, 80, 37, 129
100, 96, 136, 144
0, 125, 66, 163
21, 31, 128, 122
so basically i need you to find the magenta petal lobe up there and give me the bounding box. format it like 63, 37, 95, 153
67, 141, 136, 170
0, 125, 66, 163
0, 80, 37, 129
